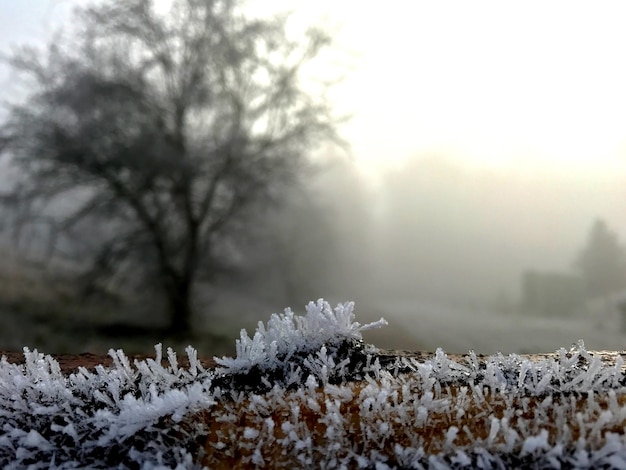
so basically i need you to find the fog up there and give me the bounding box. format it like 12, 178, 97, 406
184, 154, 626, 354
3, 1, 626, 355
275, 156, 626, 353
4, 150, 626, 354
369, 156, 626, 304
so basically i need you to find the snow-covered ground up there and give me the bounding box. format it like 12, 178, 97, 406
375, 299, 626, 354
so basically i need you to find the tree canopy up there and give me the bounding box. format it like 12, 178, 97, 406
0, 0, 340, 334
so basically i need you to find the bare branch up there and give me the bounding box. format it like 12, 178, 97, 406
0, 0, 341, 333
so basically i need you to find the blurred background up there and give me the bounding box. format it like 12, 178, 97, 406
2, 1, 626, 356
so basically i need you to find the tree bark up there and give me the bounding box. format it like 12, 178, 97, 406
166, 277, 193, 336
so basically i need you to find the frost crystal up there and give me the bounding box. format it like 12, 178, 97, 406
0, 344, 214, 469
3, 300, 626, 468
215, 299, 387, 373
212, 299, 387, 392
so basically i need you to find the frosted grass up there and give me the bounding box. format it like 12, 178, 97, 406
214, 299, 387, 374
0, 344, 214, 468
1, 299, 626, 468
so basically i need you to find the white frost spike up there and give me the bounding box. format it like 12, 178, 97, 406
214, 299, 387, 374
5, 301, 626, 468
521, 429, 550, 456
445, 426, 459, 447
21, 430, 52, 451
487, 417, 500, 444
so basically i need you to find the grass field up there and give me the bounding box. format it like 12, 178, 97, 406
0, 251, 237, 356
4, 248, 621, 358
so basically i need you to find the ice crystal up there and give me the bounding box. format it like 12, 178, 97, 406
212, 299, 387, 392
2, 301, 626, 468
214, 298, 387, 373
0, 345, 214, 469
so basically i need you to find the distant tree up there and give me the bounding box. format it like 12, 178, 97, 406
0, 0, 339, 334
575, 219, 626, 299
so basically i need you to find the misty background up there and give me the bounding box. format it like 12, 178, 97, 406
2, 1, 626, 356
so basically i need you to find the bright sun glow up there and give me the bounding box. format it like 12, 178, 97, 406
298, 0, 626, 176
4, 1, 626, 178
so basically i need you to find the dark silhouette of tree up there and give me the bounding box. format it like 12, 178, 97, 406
575, 219, 626, 299
0, 0, 339, 334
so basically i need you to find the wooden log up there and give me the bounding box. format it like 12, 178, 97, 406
3, 347, 626, 467
196, 348, 626, 468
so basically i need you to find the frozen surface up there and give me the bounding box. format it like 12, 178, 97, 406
0, 343, 214, 468
215, 299, 387, 374
1, 299, 626, 468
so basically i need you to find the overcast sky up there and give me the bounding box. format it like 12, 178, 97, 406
4, 1, 626, 178
0, 1, 70, 46
325, 1, 626, 179
2, 1, 626, 275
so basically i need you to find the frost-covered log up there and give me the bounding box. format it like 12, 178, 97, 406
2, 299, 626, 468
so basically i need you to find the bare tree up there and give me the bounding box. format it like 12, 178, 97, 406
0, 0, 339, 334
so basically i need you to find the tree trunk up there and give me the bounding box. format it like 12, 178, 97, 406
166, 278, 193, 336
